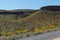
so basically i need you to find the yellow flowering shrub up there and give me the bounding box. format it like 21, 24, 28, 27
49, 25, 56, 28
33, 27, 43, 33
22, 29, 28, 33
41, 25, 56, 30
5, 32, 12, 36
41, 26, 48, 30
14, 29, 28, 34
14, 30, 22, 34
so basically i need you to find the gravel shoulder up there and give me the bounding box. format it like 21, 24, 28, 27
18, 30, 60, 40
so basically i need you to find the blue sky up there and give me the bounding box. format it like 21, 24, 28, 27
0, 0, 60, 10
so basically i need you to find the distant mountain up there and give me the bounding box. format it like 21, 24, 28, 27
9, 9, 35, 12
0, 9, 35, 12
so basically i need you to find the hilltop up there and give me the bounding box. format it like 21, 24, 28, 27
40, 5, 60, 11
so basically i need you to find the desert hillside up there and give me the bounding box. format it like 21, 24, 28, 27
0, 6, 60, 39
17, 10, 60, 30
0, 10, 60, 33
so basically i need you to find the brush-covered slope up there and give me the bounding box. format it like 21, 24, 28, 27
0, 10, 60, 33
0, 9, 35, 21
17, 10, 59, 30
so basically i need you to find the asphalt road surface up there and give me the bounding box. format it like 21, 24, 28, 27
18, 31, 60, 40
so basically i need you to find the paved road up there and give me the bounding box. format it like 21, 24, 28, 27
18, 31, 60, 40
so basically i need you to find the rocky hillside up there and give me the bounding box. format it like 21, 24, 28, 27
0, 6, 60, 39
18, 10, 60, 29
0, 10, 60, 32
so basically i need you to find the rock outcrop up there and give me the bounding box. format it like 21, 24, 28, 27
40, 6, 60, 11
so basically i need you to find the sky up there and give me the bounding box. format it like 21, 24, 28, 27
0, 0, 60, 10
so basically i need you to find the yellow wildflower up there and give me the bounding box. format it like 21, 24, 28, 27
22, 29, 28, 33
15, 30, 21, 33
33, 28, 41, 33
5, 32, 12, 36
50, 25, 56, 28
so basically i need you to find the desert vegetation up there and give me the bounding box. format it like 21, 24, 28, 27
0, 9, 59, 40
0, 6, 60, 40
